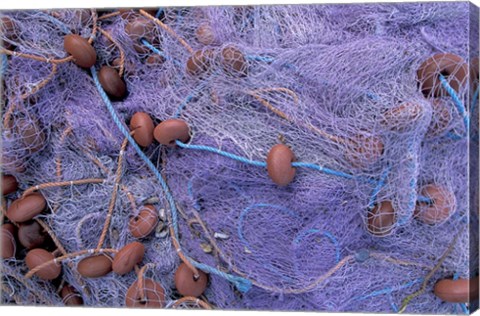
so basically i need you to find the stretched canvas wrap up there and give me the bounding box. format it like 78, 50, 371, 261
0, 1, 479, 314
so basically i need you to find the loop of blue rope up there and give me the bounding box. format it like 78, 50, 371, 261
293, 229, 341, 263
439, 74, 469, 132
91, 66, 251, 293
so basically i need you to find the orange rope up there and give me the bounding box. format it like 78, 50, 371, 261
98, 11, 121, 20
34, 219, 91, 297
136, 263, 156, 301
246, 89, 344, 144
98, 27, 125, 77
139, 9, 194, 54
20, 63, 58, 100
96, 137, 128, 250
55, 126, 73, 179
24, 248, 117, 279
172, 296, 213, 309
22, 178, 105, 198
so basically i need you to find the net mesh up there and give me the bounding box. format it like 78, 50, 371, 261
0, 2, 478, 314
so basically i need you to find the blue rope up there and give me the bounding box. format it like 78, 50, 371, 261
417, 195, 432, 204
460, 303, 469, 314
446, 132, 465, 141
91, 66, 252, 293
470, 85, 479, 120
291, 161, 355, 180
354, 278, 423, 301
175, 140, 376, 184
141, 38, 181, 66
155, 8, 163, 19
388, 293, 399, 312
35, 11, 71, 34
367, 165, 391, 209
293, 229, 341, 263
175, 140, 268, 167
246, 55, 275, 63
439, 74, 469, 132
0, 53, 8, 75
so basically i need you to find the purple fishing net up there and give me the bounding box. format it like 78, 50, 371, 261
0, 2, 479, 314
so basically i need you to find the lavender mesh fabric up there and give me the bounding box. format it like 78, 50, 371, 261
0, 2, 479, 314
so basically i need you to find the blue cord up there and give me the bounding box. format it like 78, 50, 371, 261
354, 278, 423, 301
388, 293, 399, 312
91, 66, 252, 293
0, 53, 8, 75
176, 140, 268, 167
246, 55, 275, 63
155, 8, 163, 19
471, 86, 479, 118
367, 165, 391, 209
439, 74, 469, 132
141, 38, 181, 66
291, 161, 355, 180
460, 303, 469, 314
293, 229, 341, 263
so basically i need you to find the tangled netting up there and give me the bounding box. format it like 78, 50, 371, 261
1, 2, 479, 314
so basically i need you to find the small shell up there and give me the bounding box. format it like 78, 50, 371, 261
214, 232, 229, 240
155, 220, 169, 238
77, 254, 112, 278
200, 243, 213, 254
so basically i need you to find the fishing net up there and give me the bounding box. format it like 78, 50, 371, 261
0, 2, 479, 314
